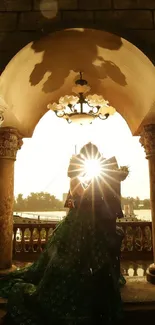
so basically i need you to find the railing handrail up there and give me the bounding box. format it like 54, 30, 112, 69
13, 221, 152, 228
13, 222, 57, 229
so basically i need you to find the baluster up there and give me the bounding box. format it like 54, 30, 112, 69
21, 228, 25, 253
12, 227, 17, 255
141, 225, 145, 251
32, 227, 38, 252
127, 226, 133, 251
140, 225, 143, 251
37, 226, 42, 253
132, 224, 136, 252
45, 227, 49, 244
143, 263, 149, 276
135, 226, 142, 251
137, 265, 144, 277
143, 225, 147, 251
41, 227, 48, 250
29, 227, 33, 252
149, 224, 153, 252
122, 224, 127, 251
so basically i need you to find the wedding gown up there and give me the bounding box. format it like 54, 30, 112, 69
0, 177, 124, 325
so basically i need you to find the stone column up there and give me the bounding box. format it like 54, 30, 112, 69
140, 124, 155, 284
0, 128, 22, 270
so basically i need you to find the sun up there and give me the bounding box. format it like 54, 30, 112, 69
83, 158, 102, 180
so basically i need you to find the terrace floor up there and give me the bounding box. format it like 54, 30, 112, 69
0, 260, 155, 324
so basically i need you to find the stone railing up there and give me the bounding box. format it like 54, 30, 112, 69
13, 222, 57, 261
13, 221, 153, 261
118, 221, 152, 260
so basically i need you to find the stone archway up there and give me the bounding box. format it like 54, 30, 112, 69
1, 28, 155, 136
0, 28, 155, 282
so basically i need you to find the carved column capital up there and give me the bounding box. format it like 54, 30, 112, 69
0, 127, 23, 160
140, 124, 155, 159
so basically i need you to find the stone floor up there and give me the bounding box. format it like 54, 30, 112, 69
0, 260, 154, 324
122, 276, 155, 303
1, 276, 155, 324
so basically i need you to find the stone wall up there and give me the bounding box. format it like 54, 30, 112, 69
0, 0, 155, 73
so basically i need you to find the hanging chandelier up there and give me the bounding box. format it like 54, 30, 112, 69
47, 72, 116, 125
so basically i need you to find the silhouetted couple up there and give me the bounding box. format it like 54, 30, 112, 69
0, 142, 128, 325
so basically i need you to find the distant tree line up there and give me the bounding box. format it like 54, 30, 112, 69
14, 192, 150, 212
14, 192, 64, 212
121, 196, 150, 210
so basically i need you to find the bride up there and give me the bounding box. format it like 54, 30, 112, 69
0, 142, 128, 325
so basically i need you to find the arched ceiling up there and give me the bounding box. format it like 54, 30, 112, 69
0, 28, 155, 137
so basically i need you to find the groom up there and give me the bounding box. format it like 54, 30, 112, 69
64, 144, 126, 285
65, 152, 124, 220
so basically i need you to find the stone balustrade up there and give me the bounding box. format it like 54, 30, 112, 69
12, 221, 153, 261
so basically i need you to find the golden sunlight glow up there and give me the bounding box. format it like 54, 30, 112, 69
14, 112, 150, 201
83, 159, 101, 179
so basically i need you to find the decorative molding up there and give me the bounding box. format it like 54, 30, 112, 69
0, 128, 23, 160
0, 107, 4, 126
140, 124, 155, 159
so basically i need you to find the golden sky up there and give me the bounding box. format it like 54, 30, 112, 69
14, 111, 149, 200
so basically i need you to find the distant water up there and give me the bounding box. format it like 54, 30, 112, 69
134, 209, 151, 221
14, 211, 66, 221
14, 209, 152, 222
